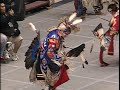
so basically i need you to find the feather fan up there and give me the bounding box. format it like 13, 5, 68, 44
66, 44, 85, 57
66, 44, 88, 68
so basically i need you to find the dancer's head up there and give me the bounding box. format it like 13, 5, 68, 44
57, 12, 82, 38
107, 4, 119, 15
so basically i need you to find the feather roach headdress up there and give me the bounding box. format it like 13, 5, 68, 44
47, 12, 82, 33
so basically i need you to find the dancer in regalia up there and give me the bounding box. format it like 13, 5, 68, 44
24, 13, 87, 90
92, 4, 119, 67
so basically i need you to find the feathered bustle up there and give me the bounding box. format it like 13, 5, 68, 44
24, 35, 40, 69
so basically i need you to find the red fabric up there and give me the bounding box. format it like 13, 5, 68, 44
54, 65, 69, 89
105, 31, 114, 55
47, 52, 54, 59
112, 15, 119, 32
108, 35, 114, 55
48, 38, 59, 50
99, 49, 104, 64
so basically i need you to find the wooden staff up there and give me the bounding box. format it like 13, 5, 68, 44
98, 17, 110, 22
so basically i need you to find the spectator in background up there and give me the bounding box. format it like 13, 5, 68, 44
74, 0, 87, 17
92, 0, 103, 14
0, 2, 23, 61
74, 0, 103, 17
0, 33, 9, 62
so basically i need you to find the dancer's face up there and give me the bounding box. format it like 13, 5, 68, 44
58, 23, 71, 38
58, 30, 68, 38
108, 9, 116, 16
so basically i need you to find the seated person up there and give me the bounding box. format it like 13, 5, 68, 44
0, 33, 9, 61
0, 2, 23, 61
